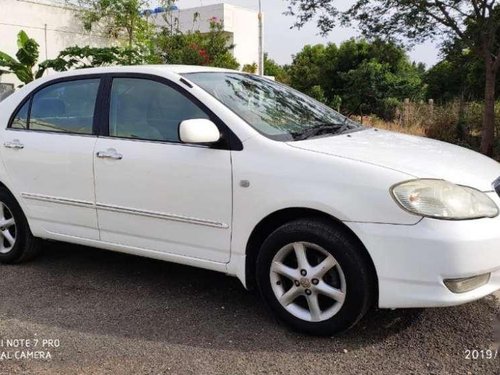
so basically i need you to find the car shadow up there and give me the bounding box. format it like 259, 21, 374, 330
0, 241, 496, 354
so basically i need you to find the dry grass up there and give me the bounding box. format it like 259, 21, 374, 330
354, 115, 427, 136
352, 100, 500, 160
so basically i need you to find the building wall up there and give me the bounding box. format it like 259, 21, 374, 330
0, 0, 110, 86
151, 4, 225, 34
222, 4, 261, 72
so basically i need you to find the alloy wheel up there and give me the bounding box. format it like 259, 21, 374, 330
0, 202, 16, 254
270, 242, 346, 322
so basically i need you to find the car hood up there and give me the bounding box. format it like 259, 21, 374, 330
287, 128, 500, 192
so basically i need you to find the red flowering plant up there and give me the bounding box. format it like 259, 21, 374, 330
153, 10, 239, 69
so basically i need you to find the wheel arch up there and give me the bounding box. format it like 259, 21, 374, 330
0, 179, 18, 201
245, 207, 379, 300
0, 179, 35, 232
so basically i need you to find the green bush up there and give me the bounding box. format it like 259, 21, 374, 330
379, 97, 401, 121
287, 39, 426, 120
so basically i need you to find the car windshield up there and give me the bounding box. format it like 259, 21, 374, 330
183, 72, 363, 141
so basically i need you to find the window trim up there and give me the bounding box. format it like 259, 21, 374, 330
100, 73, 243, 151
7, 74, 103, 137
7, 72, 244, 150
9, 96, 31, 130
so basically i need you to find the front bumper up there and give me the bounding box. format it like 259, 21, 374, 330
346, 193, 500, 308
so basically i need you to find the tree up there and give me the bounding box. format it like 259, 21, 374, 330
75, 0, 149, 47
286, 0, 500, 156
242, 63, 258, 73
287, 44, 326, 99
0, 31, 48, 85
74, 0, 153, 60
264, 53, 290, 83
342, 59, 424, 119
41, 46, 146, 72
286, 39, 425, 118
153, 16, 239, 69
425, 38, 500, 102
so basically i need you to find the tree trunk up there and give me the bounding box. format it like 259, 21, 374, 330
480, 58, 496, 156
128, 16, 134, 65
457, 91, 466, 142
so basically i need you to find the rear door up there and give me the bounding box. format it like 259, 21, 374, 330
1, 77, 101, 239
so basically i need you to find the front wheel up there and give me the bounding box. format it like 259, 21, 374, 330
256, 219, 375, 335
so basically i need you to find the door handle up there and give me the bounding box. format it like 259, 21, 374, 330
4, 139, 24, 149
96, 149, 123, 160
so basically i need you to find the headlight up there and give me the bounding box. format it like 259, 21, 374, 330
391, 179, 499, 220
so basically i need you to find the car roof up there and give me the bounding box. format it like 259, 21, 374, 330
42, 65, 238, 79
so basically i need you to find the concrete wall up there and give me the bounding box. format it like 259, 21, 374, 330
0, 0, 109, 86
222, 4, 261, 72
0, 82, 15, 101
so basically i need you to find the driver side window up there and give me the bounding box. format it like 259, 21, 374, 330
109, 78, 209, 142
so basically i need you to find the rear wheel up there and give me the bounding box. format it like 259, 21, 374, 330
0, 188, 40, 264
256, 218, 375, 335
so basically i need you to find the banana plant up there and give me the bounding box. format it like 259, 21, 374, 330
0, 30, 48, 85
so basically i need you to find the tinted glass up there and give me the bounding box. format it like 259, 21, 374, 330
30, 79, 99, 134
11, 100, 29, 129
184, 72, 362, 141
109, 78, 209, 142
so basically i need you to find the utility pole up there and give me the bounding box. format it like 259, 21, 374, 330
258, 0, 264, 76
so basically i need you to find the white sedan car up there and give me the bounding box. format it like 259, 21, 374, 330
0, 66, 499, 335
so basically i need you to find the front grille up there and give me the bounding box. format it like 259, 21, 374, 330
494, 176, 500, 197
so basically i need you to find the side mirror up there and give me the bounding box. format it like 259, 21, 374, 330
179, 119, 221, 144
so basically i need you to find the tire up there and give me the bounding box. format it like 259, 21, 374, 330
256, 218, 375, 336
0, 187, 40, 264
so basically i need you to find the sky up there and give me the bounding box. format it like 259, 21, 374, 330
172, 0, 441, 68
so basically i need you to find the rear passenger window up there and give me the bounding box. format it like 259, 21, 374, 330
11, 100, 29, 129
28, 79, 99, 134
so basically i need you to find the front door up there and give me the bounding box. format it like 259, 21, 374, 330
93, 76, 232, 262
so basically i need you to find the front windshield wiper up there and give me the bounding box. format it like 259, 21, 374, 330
293, 122, 350, 141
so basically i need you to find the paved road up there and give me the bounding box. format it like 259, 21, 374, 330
0, 241, 498, 375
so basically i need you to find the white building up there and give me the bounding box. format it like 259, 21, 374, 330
0, 0, 261, 92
